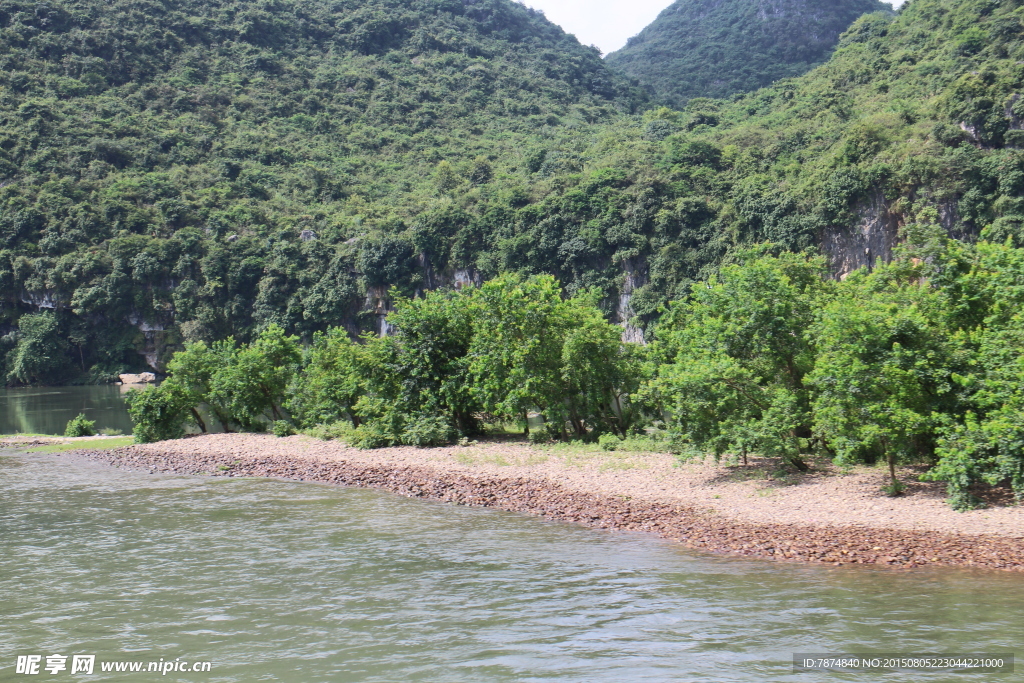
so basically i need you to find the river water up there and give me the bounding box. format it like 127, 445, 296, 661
1, 451, 1020, 682
0, 386, 134, 436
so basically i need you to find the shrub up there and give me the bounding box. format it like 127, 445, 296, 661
64, 413, 96, 437
401, 414, 455, 448
598, 433, 623, 451
271, 420, 295, 437
125, 386, 190, 444
303, 421, 358, 442
528, 428, 551, 445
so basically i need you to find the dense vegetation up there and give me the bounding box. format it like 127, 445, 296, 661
129, 237, 1024, 510
0, 0, 646, 383
0, 0, 1019, 511
606, 0, 892, 107
6, 0, 1024, 458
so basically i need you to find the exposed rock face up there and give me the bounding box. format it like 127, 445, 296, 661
119, 372, 157, 384
616, 257, 648, 344
453, 268, 482, 290
18, 291, 59, 309
820, 190, 900, 278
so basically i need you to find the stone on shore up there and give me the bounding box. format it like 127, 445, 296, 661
118, 372, 157, 384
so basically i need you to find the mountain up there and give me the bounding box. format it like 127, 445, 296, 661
0, 0, 645, 383
4, 0, 1024, 387
605, 0, 893, 107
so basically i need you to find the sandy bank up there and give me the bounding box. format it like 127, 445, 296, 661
55, 433, 1024, 571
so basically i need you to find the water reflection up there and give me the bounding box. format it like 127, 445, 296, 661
0, 386, 134, 435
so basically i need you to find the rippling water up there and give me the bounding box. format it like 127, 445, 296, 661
1, 451, 1020, 682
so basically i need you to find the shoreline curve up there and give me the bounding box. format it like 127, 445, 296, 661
37, 433, 1024, 573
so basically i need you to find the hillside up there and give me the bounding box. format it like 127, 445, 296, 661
605, 0, 893, 107
0, 0, 645, 383
4, 0, 1024, 387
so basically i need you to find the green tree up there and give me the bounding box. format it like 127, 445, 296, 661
163, 340, 236, 432
559, 294, 650, 438
807, 261, 957, 491
125, 384, 194, 443
928, 319, 1024, 509
286, 328, 367, 429
5, 312, 72, 385
921, 241, 1024, 508
468, 274, 640, 439
652, 249, 832, 470
372, 288, 480, 435
209, 325, 301, 431
468, 274, 573, 436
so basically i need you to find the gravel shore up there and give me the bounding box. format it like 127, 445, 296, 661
34, 433, 1024, 571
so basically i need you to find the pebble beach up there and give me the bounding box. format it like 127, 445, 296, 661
10, 433, 1024, 572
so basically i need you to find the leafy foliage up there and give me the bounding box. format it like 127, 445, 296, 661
0, 0, 645, 384
125, 383, 193, 443
126, 324, 300, 439
651, 249, 832, 471
606, 0, 892, 107
64, 412, 96, 437
808, 261, 958, 485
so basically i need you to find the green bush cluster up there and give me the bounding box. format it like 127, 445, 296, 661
132, 238, 1024, 509
63, 413, 95, 437
130, 274, 649, 448
126, 324, 301, 442
649, 240, 1024, 510
134, 237, 1024, 509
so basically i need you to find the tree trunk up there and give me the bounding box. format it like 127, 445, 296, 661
788, 453, 810, 472
190, 407, 207, 434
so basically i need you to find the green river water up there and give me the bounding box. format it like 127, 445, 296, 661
0, 386, 134, 436
1, 448, 1021, 682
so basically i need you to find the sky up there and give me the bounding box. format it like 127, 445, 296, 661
518, 0, 906, 56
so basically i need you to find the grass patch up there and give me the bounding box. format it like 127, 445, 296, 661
0, 433, 61, 438
597, 457, 642, 472
452, 449, 548, 467
26, 437, 135, 453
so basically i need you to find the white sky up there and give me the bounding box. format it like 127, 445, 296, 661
518, 0, 907, 56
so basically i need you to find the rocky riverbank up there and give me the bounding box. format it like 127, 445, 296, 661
53, 433, 1024, 572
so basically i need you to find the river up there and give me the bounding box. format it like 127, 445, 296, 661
0, 450, 1019, 681
0, 386, 134, 436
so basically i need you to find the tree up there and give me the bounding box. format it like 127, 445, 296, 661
928, 318, 1024, 509
209, 325, 301, 431
125, 384, 194, 443
652, 249, 832, 470
286, 327, 367, 430
468, 273, 640, 440
559, 294, 650, 438
163, 340, 236, 432
922, 241, 1024, 508
807, 261, 957, 491
5, 312, 72, 385
468, 274, 573, 436
373, 288, 480, 435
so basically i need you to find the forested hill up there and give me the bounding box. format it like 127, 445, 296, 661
605, 0, 893, 107
5, 0, 1024, 388
0, 0, 645, 383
